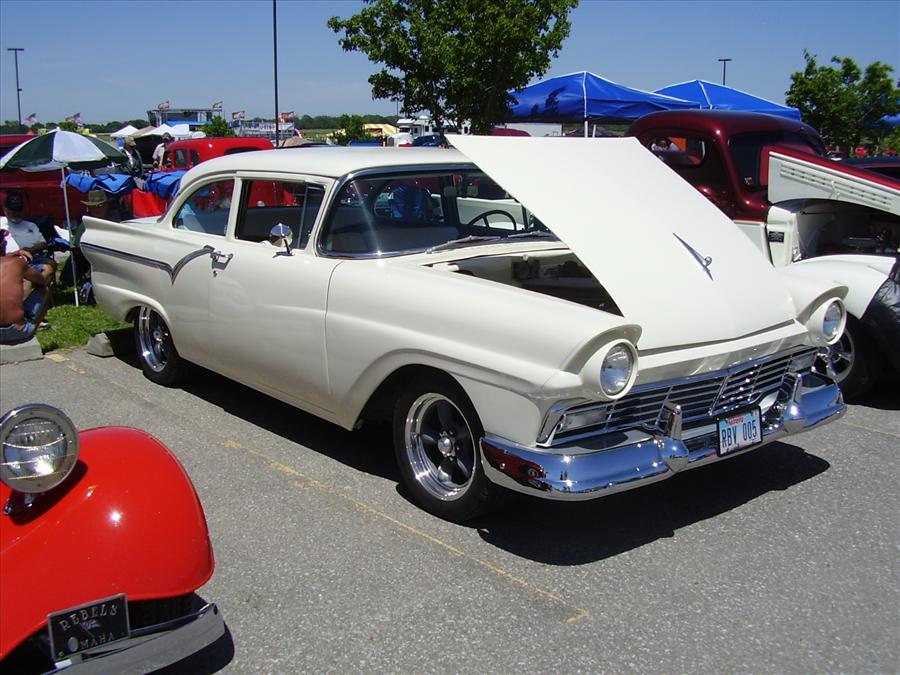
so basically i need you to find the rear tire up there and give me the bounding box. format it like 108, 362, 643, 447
816, 315, 882, 401
134, 307, 185, 386
393, 375, 504, 522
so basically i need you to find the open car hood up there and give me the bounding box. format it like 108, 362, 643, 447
767, 146, 900, 216
449, 135, 797, 349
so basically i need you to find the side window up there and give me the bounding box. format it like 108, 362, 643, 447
190, 150, 200, 167
236, 180, 325, 249
173, 179, 234, 236
647, 135, 706, 166
174, 149, 188, 169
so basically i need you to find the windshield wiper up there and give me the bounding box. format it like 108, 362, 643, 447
427, 235, 501, 253
506, 230, 558, 240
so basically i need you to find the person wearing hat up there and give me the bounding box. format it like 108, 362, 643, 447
152, 133, 173, 170
0, 192, 56, 286
122, 136, 144, 177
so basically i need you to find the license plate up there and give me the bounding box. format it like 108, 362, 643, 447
48, 594, 129, 660
717, 408, 762, 456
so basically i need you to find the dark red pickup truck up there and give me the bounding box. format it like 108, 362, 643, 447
628, 111, 900, 398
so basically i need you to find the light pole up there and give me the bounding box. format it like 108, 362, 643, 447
718, 58, 732, 86
8, 47, 24, 130
273, 0, 280, 148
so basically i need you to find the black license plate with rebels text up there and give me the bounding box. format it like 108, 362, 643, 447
48, 594, 129, 660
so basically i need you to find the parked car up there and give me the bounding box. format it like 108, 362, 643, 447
161, 137, 273, 172
82, 138, 847, 522
843, 155, 900, 181
0, 404, 224, 671
628, 110, 900, 398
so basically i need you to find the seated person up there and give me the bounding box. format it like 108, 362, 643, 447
1, 230, 51, 345
1, 192, 56, 286
650, 137, 681, 153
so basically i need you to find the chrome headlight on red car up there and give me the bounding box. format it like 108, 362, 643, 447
0, 404, 79, 494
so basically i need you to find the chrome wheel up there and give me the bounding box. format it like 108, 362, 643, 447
816, 330, 855, 383
137, 307, 171, 373
403, 393, 477, 501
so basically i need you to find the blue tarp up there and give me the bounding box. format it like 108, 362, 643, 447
144, 171, 187, 199
65, 173, 135, 196
654, 80, 802, 120
508, 71, 701, 123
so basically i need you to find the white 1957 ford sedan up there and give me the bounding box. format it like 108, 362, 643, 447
82, 136, 847, 522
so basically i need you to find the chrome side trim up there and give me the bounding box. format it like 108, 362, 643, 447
482, 371, 844, 501
82, 243, 215, 284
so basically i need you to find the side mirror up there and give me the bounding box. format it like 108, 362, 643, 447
269, 223, 293, 255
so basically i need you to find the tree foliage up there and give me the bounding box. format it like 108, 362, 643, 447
786, 51, 899, 150
200, 116, 235, 137
329, 0, 577, 134
332, 114, 372, 145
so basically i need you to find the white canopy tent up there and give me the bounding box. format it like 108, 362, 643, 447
147, 123, 193, 139
109, 124, 139, 138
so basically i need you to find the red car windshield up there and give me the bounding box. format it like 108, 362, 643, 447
730, 131, 825, 191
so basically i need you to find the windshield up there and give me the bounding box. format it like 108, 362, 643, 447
319, 169, 552, 256
729, 131, 825, 192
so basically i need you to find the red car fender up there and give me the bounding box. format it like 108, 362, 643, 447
0, 427, 215, 659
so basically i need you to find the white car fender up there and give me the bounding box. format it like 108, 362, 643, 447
786, 255, 892, 318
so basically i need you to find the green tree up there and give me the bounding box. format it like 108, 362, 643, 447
333, 114, 371, 145
786, 51, 899, 150
200, 116, 235, 137
329, 0, 576, 134
58, 121, 78, 132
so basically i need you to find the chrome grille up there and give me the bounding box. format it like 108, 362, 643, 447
547, 347, 816, 446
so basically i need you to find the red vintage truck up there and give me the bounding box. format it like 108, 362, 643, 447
628, 111, 899, 398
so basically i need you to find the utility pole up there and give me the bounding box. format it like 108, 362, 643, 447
718, 58, 732, 86
273, 0, 280, 148
8, 48, 24, 130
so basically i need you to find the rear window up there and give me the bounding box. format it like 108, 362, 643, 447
729, 131, 824, 191
224, 146, 266, 156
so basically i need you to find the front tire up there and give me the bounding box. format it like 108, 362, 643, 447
393, 375, 503, 522
816, 315, 882, 401
134, 307, 185, 386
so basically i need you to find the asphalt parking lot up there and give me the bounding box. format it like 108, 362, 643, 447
1, 342, 897, 673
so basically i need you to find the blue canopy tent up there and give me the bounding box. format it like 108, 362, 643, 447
654, 80, 802, 120
65, 173, 136, 197
508, 71, 701, 134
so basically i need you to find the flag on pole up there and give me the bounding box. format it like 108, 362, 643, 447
231, 110, 245, 121
64, 113, 80, 122
212, 101, 223, 111
24, 113, 37, 125
278, 111, 294, 122
157, 100, 170, 111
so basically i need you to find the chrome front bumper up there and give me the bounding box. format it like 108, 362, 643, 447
57, 602, 224, 673
481, 371, 845, 501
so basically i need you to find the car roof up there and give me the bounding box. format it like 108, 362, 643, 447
167, 137, 273, 150
184, 146, 470, 183
629, 110, 821, 139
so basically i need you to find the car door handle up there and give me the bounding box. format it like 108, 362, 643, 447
210, 250, 233, 265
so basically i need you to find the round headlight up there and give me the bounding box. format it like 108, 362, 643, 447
823, 301, 844, 341
600, 344, 636, 397
0, 404, 79, 494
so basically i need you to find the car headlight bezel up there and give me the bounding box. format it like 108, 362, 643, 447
598, 340, 638, 399
0, 404, 79, 495
805, 297, 846, 346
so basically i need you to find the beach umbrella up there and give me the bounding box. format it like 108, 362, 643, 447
0, 130, 125, 305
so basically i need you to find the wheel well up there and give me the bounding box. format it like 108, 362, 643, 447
357, 365, 459, 426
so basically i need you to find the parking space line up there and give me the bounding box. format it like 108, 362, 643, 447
227, 439, 590, 625
837, 419, 899, 439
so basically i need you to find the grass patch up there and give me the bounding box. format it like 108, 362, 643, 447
35, 285, 129, 352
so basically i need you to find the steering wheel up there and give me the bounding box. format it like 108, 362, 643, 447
464, 209, 518, 230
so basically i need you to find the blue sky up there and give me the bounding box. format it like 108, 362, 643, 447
0, 0, 897, 123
